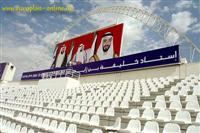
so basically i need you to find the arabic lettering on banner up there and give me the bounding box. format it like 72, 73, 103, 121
21, 45, 180, 80
0, 63, 6, 80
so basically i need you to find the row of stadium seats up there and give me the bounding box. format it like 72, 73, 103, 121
0, 74, 199, 132
1, 76, 178, 103
1, 117, 80, 133
141, 100, 200, 111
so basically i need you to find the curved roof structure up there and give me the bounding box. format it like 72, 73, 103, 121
56, 6, 200, 63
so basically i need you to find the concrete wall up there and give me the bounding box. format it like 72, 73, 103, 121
38, 77, 80, 90
185, 62, 200, 76
1, 62, 16, 82
19, 80, 39, 85
3, 62, 200, 86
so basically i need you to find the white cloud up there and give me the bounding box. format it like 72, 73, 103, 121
62, 15, 73, 22
1, 21, 53, 79
1, 37, 52, 79
26, 33, 43, 44
14, 22, 33, 33
31, 17, 37, 24
191, 23, 200, 33
49, 0, 61, 4
42, 32, 60, 49
171, 11, 197, 33
162, 6, 170, 13
149, 0, 161, 12
42, 29, 70, 49
124, 0, 144, 9
30, 17, 43, 27
165, 30, 180, 44
89, 0, 144, 9
15, 12, 27, 17
145, 38, 169, 50
122, 19, 145, 55
175, 0, 193, 9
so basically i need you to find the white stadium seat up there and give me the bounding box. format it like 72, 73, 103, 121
142, 109, 155, 120
185, 101, 200, 111
90, 115, 100, 126
56, 122, 67, 132
15, 124, 22, 132
155, 95, 165, 102
157, 110, 171, 121
174, 111, 191, 123
71, 113, 81, 122
169, 101, 182, 111
80, 114, 90, 124
127, 108, 140, 118
65, 112, 73, 121
48, 120, 58, 131
104, 117, 121, 131
96, 107, 104, 115
20, 126, 28, 133
169, 95, 180, 103
27, 129, 35, 133
119, 119, 141, 133
142, 121, 159, 133
105, 107, 115, 116
185, 95, 198, 102
186, 125, 200, 133
155, 101, 166, 110
142, 101, 152, 109
162, 123, 181, 133
196, 112, 200, 123
66, 124, 77, 133
91, 128, 103, 133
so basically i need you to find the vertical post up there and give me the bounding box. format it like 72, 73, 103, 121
115, 13, 119, 24
191, 47, 195, 63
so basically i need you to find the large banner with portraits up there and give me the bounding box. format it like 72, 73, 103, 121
21, 45, 180, 80
51, 23, 124, 68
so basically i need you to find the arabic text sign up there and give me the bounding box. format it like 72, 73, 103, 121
21, 45, 180, 80
0, 63, 6, 80
72, 45, 179, 74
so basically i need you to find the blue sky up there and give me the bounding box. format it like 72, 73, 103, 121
0, 0, 199, 79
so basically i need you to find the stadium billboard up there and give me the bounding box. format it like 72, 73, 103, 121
21, 45, 180, 80
51, 23, 124, 68
0, 63, 6, 80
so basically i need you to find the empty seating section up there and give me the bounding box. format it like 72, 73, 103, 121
0, 75, 200, 133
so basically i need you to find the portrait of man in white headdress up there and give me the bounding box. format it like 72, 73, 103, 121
54, 45, 67, 68
51, 46, 58, 68
73, 44, 87, 65
89, 32, 118, 62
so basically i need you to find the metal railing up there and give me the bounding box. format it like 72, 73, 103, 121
41, 68, 80, 80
